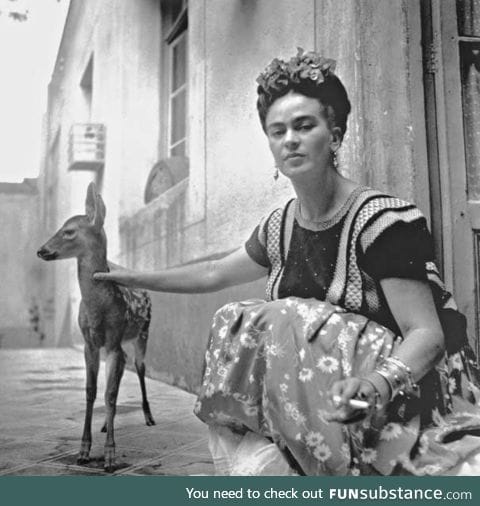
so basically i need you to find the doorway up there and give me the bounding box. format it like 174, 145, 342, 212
421, 0, 480, 356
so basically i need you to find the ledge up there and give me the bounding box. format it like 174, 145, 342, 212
122, 177, 189, 224
145, 176, 189, 211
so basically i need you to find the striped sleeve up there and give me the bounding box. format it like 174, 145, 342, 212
358, 204, 434, 281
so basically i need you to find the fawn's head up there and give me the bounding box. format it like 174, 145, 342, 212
37, 183, 107, 261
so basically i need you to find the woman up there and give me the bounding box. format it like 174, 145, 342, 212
95, 49, 480, 475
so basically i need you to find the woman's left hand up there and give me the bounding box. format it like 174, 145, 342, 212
325, 377, 378, 424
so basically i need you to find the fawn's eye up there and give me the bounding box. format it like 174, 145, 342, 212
63, 230, 77, 239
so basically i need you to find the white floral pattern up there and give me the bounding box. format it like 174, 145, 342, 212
298, 368, 314, 382
240, 332, 257, 349
380, 423, 402, 441
313, 443, 332, 462
450, 352, 464, 371
196, 297, 480, 476
305, 431, 324, 447
316, 355, 339, 373
204, 383, 215, 398
360, 448, 377, 464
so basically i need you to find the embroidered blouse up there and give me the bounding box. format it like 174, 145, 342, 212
245, 186, 441, 335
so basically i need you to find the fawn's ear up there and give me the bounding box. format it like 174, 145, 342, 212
94, 192, 106, 229
85, 182, 105, 229
85, 183, 96, 222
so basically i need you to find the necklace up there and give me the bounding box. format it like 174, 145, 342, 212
294, 186, 367, 231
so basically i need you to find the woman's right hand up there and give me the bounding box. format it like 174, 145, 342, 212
93, 270, 134, 286
91, 247, 267, 293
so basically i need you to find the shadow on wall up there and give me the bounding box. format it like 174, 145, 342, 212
0, 327, 45, 349
0, 297, 49, 349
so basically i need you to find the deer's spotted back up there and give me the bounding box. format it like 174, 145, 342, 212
118, 286, 151, 334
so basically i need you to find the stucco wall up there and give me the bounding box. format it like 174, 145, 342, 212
203, 0, 317, 254
315, 0, 429, 212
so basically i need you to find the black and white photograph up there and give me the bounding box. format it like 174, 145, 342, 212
1, 0, 480, 487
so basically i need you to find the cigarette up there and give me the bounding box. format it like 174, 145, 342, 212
332, 395, 370, 410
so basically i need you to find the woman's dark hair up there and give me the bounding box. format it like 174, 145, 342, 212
256, 50, 351, 137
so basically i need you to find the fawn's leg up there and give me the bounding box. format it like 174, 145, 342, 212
78, 340, 100, 464
103, 345, 125, 472
134, 333, 155, 426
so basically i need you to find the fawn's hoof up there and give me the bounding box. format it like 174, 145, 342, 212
104, 446, 116, 472
144, 402, 155, 426
77, 442, 91, 464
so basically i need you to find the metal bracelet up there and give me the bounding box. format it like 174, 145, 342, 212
389, 356, 418, 391
374, 356, 417, 401
390, 355, 418, 393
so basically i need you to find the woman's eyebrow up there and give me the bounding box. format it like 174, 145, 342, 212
266, 121, 285, 131
292, 115, 317, 123
267, 115, 317, 130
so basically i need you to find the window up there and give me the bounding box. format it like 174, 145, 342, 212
80, 55, 93, 121
162, 0, 188, 158
457, 1, 480, 199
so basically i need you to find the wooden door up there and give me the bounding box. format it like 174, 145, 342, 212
428, 0, 480, 356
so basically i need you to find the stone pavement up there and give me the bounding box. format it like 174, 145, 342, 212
0, 348, 214, 476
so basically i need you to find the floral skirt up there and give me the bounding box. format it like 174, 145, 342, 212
194, 297, 480, 475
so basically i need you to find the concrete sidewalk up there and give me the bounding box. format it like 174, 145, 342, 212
0, 348, 213, 475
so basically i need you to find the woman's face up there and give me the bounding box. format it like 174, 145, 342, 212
265, 91, 339, 181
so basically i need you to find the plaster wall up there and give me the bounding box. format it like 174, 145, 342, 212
315, 0, 429, 213
203, 0, 316, 255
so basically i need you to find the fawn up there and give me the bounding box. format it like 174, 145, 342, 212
37, 182, 155, 472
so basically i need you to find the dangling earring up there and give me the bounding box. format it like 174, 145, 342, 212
332, 150, 339, 170
273, 166, 279, 181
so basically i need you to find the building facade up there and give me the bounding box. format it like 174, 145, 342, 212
38, 0, 480, 392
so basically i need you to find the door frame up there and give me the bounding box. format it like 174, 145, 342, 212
425, 0, 478, 354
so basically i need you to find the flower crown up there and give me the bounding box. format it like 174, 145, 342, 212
256, 48, 336, 94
